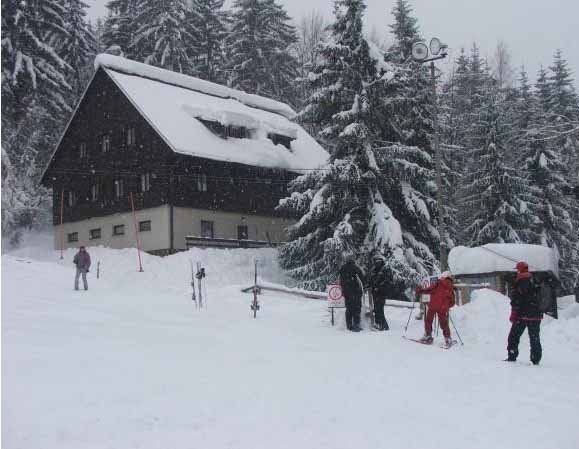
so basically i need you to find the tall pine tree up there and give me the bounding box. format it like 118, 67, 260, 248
189, 0, 229, 83
278, 0, 434, 297
226, 0, 298, 101
131, 0, 196, 73
462, 85, 532, 245
60, 0, 97, 96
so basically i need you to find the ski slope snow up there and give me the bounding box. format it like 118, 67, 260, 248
2, 240, 578, 449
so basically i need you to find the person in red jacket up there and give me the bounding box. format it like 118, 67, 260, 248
416, 271, 455, 345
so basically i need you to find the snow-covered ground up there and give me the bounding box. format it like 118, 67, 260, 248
2, 237, 579, 449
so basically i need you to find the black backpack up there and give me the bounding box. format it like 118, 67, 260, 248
535, 278, 558, 318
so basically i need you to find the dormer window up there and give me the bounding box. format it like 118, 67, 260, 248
268, 133, 293, 150
199, 119, 248, 139
225, 125, 248, 139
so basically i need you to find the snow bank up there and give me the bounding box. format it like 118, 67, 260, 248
449, 243, 559, 277
3, 242, 579, 449
95, 54, 295, 119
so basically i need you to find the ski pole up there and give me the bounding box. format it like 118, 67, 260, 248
404, 296, 416, 335
448, 312, 464, 346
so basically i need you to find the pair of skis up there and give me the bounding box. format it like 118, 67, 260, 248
403, 336, 457, 350
190, 260, 206, 309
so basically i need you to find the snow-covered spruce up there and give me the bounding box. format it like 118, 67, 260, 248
130, 0, 196, 74
278, 0, 436, 297
225, 0, 298, 103
189, 0, 229, 83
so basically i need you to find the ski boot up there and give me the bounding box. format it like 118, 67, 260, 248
419, 334, 434, 344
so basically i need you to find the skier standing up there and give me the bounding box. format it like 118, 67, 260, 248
368, 255, 389, 331
415, 271, 455, 346
339, 257, 365, 332
73, 246, 91, 291
506, 261, 542, 365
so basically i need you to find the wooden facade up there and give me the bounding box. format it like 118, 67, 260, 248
41, 68, 301, 253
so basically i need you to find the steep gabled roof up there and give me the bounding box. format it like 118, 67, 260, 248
94, 55, 328, 172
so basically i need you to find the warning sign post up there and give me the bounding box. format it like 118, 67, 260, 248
327, 283, 345, 326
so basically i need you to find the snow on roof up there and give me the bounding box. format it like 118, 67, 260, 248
95, 54, 296, 119
449, 244, 559, 278
95, 55, 328, 172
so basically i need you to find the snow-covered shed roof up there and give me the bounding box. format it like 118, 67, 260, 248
449, 244, 559, 278
94, 54, 328, 172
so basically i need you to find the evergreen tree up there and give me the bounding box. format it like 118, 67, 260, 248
385, 0, 419, 63
371, 0, 441, 277
462, 86, 532, 245
60, 0, 97, 95
1, 0, 72, 123
131, 0, 196, 73
189, 0, 229, 83
226, 0, 298, 101
279, 0, 436, 297
102, 0, 138, 56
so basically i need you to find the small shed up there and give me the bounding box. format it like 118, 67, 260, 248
448, 244, 560, 304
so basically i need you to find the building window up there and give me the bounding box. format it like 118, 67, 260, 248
126, 127, 136, 146
140, 173, 151, 192
197, 173, 207, 192
79, 142, 88, 159
89, 228, 101, 240
114, 179, 124, 199
198, 120, 249, 139
67, 232, 78, 243
268, 133, 293, 150
225, 125, 248, 139
101, 134, 111, 153
237, 225, 249, 240
139, 220, 151, 232
67, 191, 76, 207
113, 224, 125, 236
201, 220, 214, 238
90, 184, 100, 202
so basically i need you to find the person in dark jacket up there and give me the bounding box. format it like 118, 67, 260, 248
339, 257, 365, 332
507, 261, 542, 364
368, 254, 389, 331
416, 271, 455, 345
73, 246, 91, 291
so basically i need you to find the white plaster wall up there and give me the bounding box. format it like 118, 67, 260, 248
54, 206, 170, 252
172, 207, 294, 250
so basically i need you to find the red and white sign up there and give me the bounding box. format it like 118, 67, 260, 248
327, 283, 345, 308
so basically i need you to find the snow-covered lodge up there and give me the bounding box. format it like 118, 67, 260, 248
41, 55, 328, 254
449, 243, 560, 304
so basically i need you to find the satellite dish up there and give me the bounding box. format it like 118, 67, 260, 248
412, 42, 429, 61
430, 38, 442, 56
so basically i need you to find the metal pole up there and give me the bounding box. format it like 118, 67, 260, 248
59, 188, 65, 259
431, 61, 448, 271
448, 312, 464, 345
129, 192, 144, 272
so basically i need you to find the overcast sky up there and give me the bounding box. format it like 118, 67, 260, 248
86, 0, 579, 88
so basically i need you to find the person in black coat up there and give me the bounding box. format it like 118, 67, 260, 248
368, 254, 389, 331
507, 261, 542, 365
339, 257, 365, 332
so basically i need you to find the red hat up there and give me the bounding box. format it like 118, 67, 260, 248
515, 261, 528, 273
